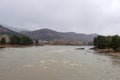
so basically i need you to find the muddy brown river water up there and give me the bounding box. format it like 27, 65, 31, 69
0, 46, 120, 80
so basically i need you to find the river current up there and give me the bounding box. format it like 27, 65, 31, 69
0, 46, 120, 80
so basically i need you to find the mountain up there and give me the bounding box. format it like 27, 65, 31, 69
21, 28, 98, 43
0, 25, 97, 43
0, 25, 22, 36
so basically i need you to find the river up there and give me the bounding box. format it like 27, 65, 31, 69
0, 46, 120, 80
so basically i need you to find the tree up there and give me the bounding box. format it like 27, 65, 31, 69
111, 35, 120, 50
94, 37, 97, 46
10, 35, 21, 45
94, 35, 120, 51
20, 36, 33, 45
94, 35, 107, 49
105, 36, 112, 49
10, 35, 33, 45
0, 37, 6, 45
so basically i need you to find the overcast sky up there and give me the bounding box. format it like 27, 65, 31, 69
0, 0, 120, 35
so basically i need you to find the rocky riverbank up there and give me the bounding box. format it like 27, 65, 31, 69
90, 47, 120, 56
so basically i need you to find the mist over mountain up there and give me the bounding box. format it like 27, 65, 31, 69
7, 27, 30, 32
0, 25, 24, 36
1, 25, 30, 32
0, 25, 17, 34
21, 28, 98, 43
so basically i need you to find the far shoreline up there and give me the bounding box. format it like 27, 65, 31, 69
0, 44, 44, 48
0, 44, 89, 47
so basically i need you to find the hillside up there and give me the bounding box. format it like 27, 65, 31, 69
0, 25, 22, 36
21, 28, 98, 43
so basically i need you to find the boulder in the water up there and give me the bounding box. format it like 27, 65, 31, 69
75, 48, 84, 50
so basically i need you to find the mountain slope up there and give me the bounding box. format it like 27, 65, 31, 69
21, 28, 98, 42
0, 25, 22, 36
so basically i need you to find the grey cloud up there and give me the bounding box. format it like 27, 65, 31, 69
0, 0, 120, 35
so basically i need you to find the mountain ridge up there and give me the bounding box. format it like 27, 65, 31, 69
21, 28, 98, 42
0, 25, 98, 43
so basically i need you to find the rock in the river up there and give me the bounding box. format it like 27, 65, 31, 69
75, 48, 85, 50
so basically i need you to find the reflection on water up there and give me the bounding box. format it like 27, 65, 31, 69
0, 46, 120, 80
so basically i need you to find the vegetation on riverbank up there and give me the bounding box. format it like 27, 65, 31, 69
10, 35, 33, 45
94, 35, 120, 50
0, 35, 34, 47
